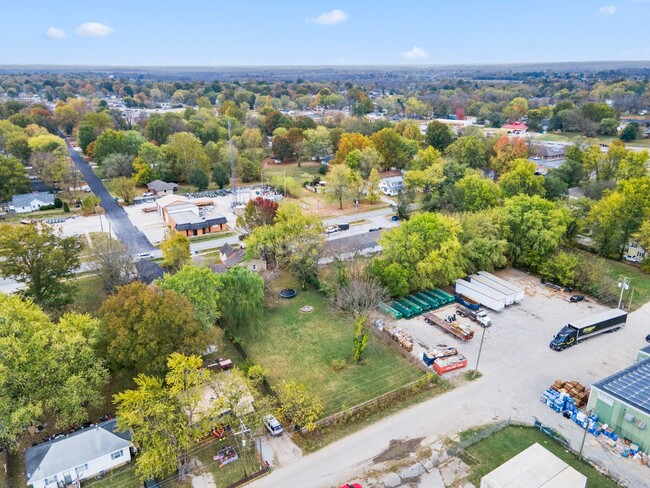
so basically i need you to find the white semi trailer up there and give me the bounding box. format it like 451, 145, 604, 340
469, 275, 515, 305
477, 271, 525, 303
455, 279, 505, 312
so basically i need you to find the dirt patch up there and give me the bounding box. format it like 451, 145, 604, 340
373, 437, 424, 463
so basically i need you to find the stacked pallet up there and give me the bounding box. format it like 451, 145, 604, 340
550, 380, 590, 408
385, 327, 414, 352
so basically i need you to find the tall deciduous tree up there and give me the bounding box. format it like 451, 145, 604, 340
425, 121, 454, 152
0, 224, 79, 311
503, 195, 570, 270
274, 380, 323, 432
490, 136, 528, 174
236, 196, 279, 234
217, 266, 264, 334
456, 173, 502, 211
161, 230, 191, 272
0, 154, 30, 201
498, 159, 546, 198
328, 164, 354, 209
158, 264, 221, 329
445, 135, 488, 169
303, 126, 333, 161
375, 213, 465, 293
98, 282, 210, 375
0, 294, 108, 450
89, 234, 137, 292
112, 176, 136, 204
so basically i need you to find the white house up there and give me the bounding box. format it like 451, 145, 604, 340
379, 176, 404, 196
10, 192, 55, 214
624, 239, 646, 263
26, 419, 133, 488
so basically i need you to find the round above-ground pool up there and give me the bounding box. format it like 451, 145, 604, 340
279, 288, 297, 299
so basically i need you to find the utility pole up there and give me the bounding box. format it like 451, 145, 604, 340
628, 287, 634, 311
617, 276, 630, 309
579, 408, 594, 461
473, 326, 487, 379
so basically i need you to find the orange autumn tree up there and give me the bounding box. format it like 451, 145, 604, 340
490, 136, 528, 174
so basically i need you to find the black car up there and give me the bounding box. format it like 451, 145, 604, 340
570, 294, 585, 303
645, 334, 650, 343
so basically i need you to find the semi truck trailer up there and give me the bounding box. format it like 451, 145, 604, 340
469, 274, 515, 306
549, 309, 627, 351
455, 279, 506, 312
477, 271, 525, 303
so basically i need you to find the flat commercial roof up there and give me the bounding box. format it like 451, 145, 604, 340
568, 308, 627, 330
592, 356, 650, 416
172, 211, 227, 231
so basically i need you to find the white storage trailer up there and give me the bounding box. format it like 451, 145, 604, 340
469, 275, 515, 306
477, 271, 525, 303
455, 279, 505, 312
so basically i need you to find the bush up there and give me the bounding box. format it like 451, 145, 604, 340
54, 198, 63, 209
62, 202, 70, 213
331, 359, 347, 372
38, 204, 56, 211
318, 164, 328, 175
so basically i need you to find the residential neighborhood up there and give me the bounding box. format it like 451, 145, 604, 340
2, 3, 650, 488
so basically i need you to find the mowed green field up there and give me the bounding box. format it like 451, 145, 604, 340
240, 274, 424, 416
461, 425, 619, 488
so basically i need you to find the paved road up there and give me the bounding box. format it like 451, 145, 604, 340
61, 134, 154, 254
250, 300, 650, 488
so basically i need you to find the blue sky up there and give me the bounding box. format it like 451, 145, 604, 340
1, 0, 649, 66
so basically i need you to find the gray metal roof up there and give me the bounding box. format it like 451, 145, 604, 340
25, 420, 132, 484
568, 308, 627, 330
146, 180, 178, 192
172, 211, 227, 231
11, 192, 54, 208
593, 356, 650, 416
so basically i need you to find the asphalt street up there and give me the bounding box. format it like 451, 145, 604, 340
61, 134, 155, 254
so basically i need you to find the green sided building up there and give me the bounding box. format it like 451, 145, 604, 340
587, 345, 650, 452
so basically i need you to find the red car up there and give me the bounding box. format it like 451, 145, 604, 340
339, 484, 362, 488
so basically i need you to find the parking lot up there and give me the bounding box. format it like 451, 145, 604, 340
388, 269, 639, 381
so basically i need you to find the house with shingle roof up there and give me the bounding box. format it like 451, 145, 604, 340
11, 192, 55, 214
25, 419, 133, 488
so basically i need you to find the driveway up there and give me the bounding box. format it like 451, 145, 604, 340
61, 134, 155, 254
250, 271, 650, 488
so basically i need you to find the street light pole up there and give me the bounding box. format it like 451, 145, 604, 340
579, 409, 594, 461
473, 326, 487, 379
617, 276, 630, 309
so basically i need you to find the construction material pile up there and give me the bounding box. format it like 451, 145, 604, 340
385, 326, 414, 352
550, 379, 590, 408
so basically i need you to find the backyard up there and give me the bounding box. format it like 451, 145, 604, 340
459, 425, 619, 487
239, 273, 424, 417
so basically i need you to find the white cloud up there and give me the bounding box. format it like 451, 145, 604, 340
599, 5, 617, 14
310, 9, 348, 25
75, 22, 114, 37
401, 47, 429, 60
45, 27, 66, 39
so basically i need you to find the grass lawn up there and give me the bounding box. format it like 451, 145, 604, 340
83, 463, 141, 488
240, 273, 424, 416
262, 160, 321, 183
535, 132, 615, 144
572, 249, 650, 310
460, 425, 618, 488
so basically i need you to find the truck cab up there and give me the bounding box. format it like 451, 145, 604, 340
550, 326, 576, 351
475, 310, 492, 328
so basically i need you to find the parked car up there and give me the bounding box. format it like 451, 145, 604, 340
646, 333, 650, 343
142, 192, 154, 197
624, 255, 643, 263
324, 226, 338, 234
570, 294, 585, 303
368, 227, 383, 232
391, 215, 399, 221
136, 252, 154, 260
143, 479, 160, 488
263, 414, 283, 436
339, 484, 362, 488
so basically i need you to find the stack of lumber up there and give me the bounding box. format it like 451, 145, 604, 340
550, 379, 590, 408
385, 327, 414, 352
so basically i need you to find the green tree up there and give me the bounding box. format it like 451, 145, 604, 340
188, 167, 209, 191
540, 250, 581, 287
112, 176, 136, 204
88, 234, 137, 292
212, 164, 230, 189
371, 127, 418, 170
6, 134, 31, 163
367, 167, 381, 204
503, 195, 570, 269
328, 164, 354, 209
217, 266, 265, 334
582, 102, 616, 123
458, 210, 508, 274
115, 354, 239, 481
144, 114, 171, 144
498, 159, 546, 198
274, 381, 323, 432
376, 213, 465, 293
620, 122, 641, 141
30, 151, 68, 189
160, 230, 191, 272
81, 194, 100, 214
617, 150, 648, 181
543, 175, 569, 200
54, 103, 80, 135
98, 283, 210, 375
445, 135, 488, 169
455, 173, 502, 211
425, 121, 454, 151
158, 264, 221, 328
352, 315, 369, 363
162, 132, 210, 182
132, 156, 159, 186
0, 154, 29, 201
103, 153, 134, 178
370, 260, 409, 297
0, 295, 108, 450
0, 224, 79, 311
599, 118, 619, 136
